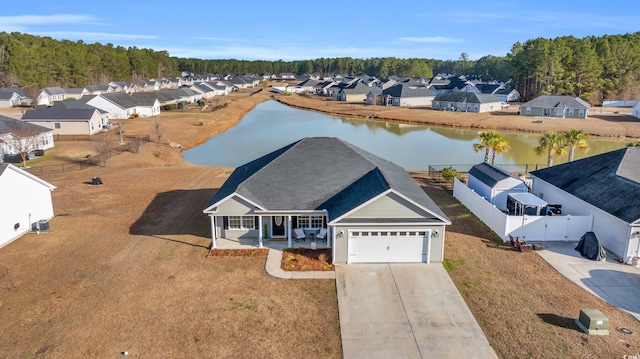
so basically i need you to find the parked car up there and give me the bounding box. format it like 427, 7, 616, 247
501, 102, 510, 109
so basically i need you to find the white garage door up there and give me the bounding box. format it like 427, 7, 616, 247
348, 230, 429, 263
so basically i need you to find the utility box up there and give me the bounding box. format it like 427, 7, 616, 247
575, 309, 609, 335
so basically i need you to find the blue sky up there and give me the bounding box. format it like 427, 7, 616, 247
1, 1, 639, 61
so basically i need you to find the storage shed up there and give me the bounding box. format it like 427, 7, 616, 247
467, 163, 528, 210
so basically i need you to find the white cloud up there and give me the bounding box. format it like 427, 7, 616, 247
33, 31, 157, 41
398, 36, 463, 44
0, 14, 96, 32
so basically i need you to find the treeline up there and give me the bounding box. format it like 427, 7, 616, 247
0, 32, 179, 88
509, 33, 640, 103
1, 31, 640, 103
177, 57, 436, 79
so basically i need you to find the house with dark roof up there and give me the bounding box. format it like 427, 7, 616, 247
519, 95, 590, 118
0, 115, 54, 163
531, 148, 640, 260
381, 83, 437, 107
203, 137, 451, 264
432, 92, 503, 113
337, 81, 370, 102
0, 88, 27, 108
467, 163, 528, 210
0, 163, 56, 248
21, 101, 108, 135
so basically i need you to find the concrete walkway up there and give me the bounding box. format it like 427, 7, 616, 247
536, 241, 640, 321
336, 264, 498, 359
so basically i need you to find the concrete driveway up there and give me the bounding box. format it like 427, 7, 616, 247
536, 241, 640, 321
336, 263, 497, 359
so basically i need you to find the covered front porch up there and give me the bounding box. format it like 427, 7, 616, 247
207, 211, 333, 250
211, 236, 332, 250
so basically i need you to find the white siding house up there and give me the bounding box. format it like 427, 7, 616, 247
531, 148, 640, 261
0, 164, 56, 248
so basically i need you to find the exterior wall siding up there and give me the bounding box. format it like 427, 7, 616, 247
333, 225, 349, 263
215, 196, 254, 215
0, 166, 54, 248
348, 193, 426, 219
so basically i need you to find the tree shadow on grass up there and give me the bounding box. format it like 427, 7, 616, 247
130, 188, 218, 238
537, 313, 582, 332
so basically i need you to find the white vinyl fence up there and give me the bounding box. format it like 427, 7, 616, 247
453, 178, 592, 242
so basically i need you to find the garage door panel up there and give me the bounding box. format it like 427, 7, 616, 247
348, 230, 429, 263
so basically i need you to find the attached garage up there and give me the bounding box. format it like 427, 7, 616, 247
347, 229, 431, 263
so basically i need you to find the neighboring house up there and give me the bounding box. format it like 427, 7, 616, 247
530, 147, 640, 261
203, 137, 451, 264
21, 101, 108, 135
142, 81, 160, 92
365, 89, 384, 105
432, 93, 503, 113
85, 83, 115, 95
190, 83, 217, 98
64, 88, 90, 100
467, 163, 529, 210
382, 83, 436, 107
83, 93, 139, 119
287, 79, 320, 94
0, 115, 54, 163
0, 163, 56, 248
338, 81, 370, 102
37, 87, 67, 106
0, 88, 27, 108
279, 73, 295, 79
494, 88, 521, 102
519, 95, 590, 118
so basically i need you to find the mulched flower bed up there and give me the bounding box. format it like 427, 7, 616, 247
281, 248, 334, 271
207, 248, 269, 257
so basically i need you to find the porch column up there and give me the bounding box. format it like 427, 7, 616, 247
287, 215, 292, 248
258, 216, 263, 248
327, 226, 332, 248
210, 215, 217, 249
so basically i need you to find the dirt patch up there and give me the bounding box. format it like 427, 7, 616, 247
281, 249, 334, 271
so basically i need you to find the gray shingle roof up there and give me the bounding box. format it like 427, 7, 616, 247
382, 83, 434, 98
434, 92, 501, 104
469, 162, 519, 187
100, 93, 138, 108
0, 115, 51, 135
521, 95, 590, 109
531, 148, 640, 223
21, 101, 100, 121
206, 137, 449, 223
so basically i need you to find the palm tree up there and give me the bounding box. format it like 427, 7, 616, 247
473, 131, 498, 163
535, 131, 567, 167
563, 129, 588, 162
489, 134, 510, 166
627, 140, 640, 147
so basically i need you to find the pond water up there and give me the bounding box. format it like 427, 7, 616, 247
183, 100, 626, 171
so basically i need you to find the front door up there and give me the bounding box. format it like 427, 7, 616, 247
271, 216, 286, 238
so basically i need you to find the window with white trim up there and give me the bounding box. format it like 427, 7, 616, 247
228, 216, 255, 230
297, 216, 310, 228
311, 215, 323, 228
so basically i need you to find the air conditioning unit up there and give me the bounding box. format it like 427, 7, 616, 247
34, 219, 50, 233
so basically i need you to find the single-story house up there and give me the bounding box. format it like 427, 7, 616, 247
494, 88, 521, 102
0, 88, 26, 108
432, 92, 503, 113
338, 81, 370, 102
530, 147, 640, 261
0, 115, 54, 163
21, 101, 109, 135
203, 137, 451, 264
0, 163, 56, 248
467, 163, 529, 210
132, 91, 177, 107
382, 83, 437, 107
519, 95, 590, 119
83, 93, 159, 119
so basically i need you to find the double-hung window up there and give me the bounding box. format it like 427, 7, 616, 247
227, 216, 255, 230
